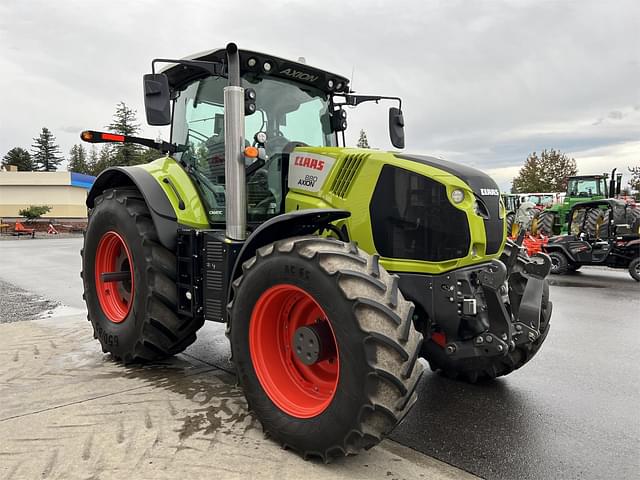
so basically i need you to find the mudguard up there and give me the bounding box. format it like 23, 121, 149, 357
229, 208, 351, 283
87, 166, 179, 250
541, 242, 578, 263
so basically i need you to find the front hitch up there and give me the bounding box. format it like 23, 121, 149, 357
441, 247, 551, 361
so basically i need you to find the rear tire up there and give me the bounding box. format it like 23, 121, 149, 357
629, 257, 640, 282
627, 208, 640, 234
537, 210, 555, 236
548, 251, 569, 274
82, 187, 203, 362
228, 236, 424, 460
585, 208, 606, 238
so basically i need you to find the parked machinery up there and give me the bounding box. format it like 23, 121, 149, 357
543, 199, 640, 280
537, 169, 632, 236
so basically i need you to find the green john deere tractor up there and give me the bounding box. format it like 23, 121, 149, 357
80, 44, 552, 460
537, 170, 623, 236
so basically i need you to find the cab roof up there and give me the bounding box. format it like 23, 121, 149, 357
161, 47, 350, 95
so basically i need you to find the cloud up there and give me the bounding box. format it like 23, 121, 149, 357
0, 0, 638, 188
58, 126, 86, 134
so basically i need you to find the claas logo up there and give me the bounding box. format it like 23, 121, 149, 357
294, 156, 325, 171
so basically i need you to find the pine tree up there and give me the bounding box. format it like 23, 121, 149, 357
357, 129, 370, 149
139, 147, 163, 164
87, 146, 99, 176
2, 147, 34, 171
67, 144, 90, 174
92, 145, 113, 175
31, 127, 63, 171
511, 149, 577, 193
107, 101, 142, 166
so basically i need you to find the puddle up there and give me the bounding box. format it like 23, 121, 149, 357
547, 279, 607, 288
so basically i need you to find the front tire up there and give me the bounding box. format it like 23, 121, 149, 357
82, 188, 203, 362
228, 237, 424, 460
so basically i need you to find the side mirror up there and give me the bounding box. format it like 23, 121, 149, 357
389, 107, 405, 149
143, 73, 171, 126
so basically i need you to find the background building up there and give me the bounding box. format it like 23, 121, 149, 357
0, 167, 95, 219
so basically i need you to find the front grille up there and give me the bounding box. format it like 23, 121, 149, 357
370, 165, 471, 262
330, 153, 368, 198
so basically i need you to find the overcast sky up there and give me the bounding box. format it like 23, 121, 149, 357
1, 0, 638, 190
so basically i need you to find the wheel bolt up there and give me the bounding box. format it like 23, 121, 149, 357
446, 345, 456, 354
476, 336, 484, 344
486, 335, 493, 343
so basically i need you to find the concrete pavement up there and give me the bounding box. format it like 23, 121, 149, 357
0, 238, 475, 479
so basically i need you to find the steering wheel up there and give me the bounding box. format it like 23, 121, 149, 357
264, 134, 290, 157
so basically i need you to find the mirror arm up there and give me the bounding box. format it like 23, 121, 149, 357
340, 94, 402, 110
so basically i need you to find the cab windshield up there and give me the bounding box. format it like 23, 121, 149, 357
567, 178, 605, 197
172, 75, 334, 224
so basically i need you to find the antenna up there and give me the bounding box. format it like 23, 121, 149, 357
350, 65, 355, 93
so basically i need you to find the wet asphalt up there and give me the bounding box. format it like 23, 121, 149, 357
0, 237, 638, 479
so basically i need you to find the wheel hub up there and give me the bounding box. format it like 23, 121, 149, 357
292, 322, 334, 365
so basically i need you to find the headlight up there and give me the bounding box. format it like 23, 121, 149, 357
451, 189, 465, 204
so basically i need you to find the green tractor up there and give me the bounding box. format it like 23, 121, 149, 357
537, 170, 623, 236
80, 44, 552, 460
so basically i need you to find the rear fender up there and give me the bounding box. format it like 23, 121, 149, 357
87, 166, 179, 250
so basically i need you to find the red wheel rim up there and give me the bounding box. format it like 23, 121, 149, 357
94, 231, 134, 323
249, 284, 339, 418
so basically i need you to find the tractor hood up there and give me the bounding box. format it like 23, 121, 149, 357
397, 154, 504, 255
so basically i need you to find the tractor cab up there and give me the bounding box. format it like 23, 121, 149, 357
566, 175, 607, 199
151, 48, 405, 226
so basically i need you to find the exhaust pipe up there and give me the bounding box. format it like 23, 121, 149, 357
608, 168, 617, 199
224, 43, 247, 240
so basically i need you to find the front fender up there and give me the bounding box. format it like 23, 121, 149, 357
229, 208, 351, 284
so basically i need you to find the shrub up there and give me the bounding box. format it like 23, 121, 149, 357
18, 205, 52, 221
